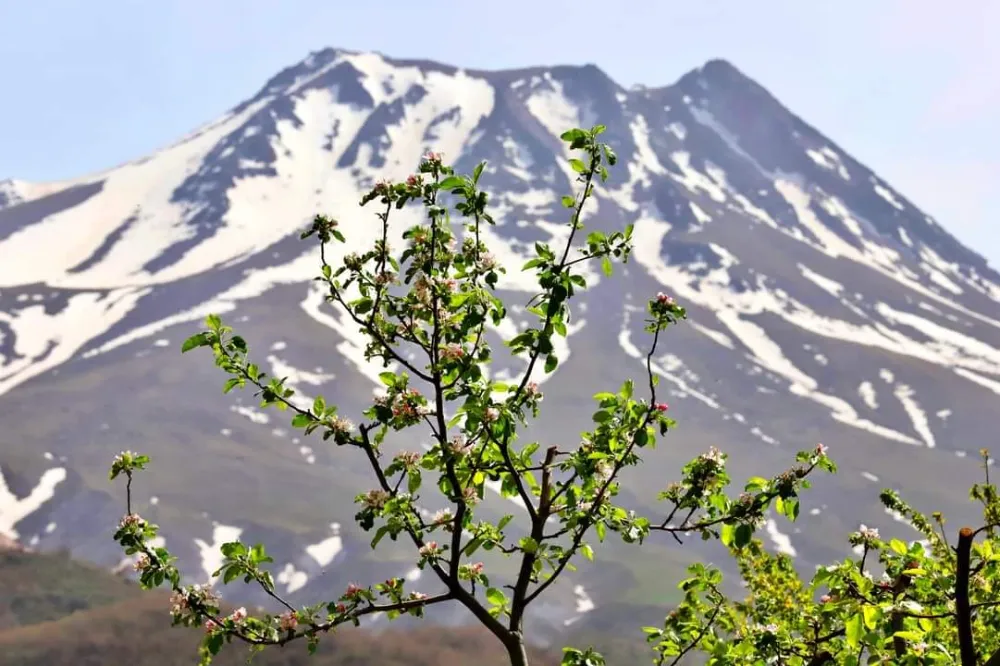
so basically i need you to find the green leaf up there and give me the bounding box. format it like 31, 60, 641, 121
438, 176, 465, 190
559, 128, 587, 143
845, 612, 863, 648
733, 524, 753, 548
601, 255, 613, 277
181, 332, 211, 353
862, 604, 878, 630
569, 158, 587, 174
592, 410, 612, 423
407, 469, 422, 494
561, 195, 576, 208
544, 354, 558, 373
486, 587, 506, 607
580, 544, 594, 561
720, 523, 735, 547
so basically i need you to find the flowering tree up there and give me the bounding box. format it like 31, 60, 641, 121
646, 449, 1000, 665
109, 124, 832, 666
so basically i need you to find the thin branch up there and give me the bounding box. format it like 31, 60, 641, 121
956, 526, 976, 666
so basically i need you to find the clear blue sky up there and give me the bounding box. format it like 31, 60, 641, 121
1, 1, 997, 264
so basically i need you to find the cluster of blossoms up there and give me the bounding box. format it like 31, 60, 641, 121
650, 291, 681, 319
418, 541, 443, 559
439, 343, 465, 363
112, 450, 139, 469
700, 446, 725, 467
371, 179, 392, 198
277, 610, 298, 632
374, 388, 429, 427
330, 415, 353, 437
361, 489, 391, 510
461, 486, 481, 507
850, 523, 881, 548
343, 252, 364, 271
458, 237, 499, 272
594, 460, 613, 484
431, 508, 454, 531
205, 606, 248, 633
374, 270, 397, 287
458, 561, 485, 582
119, 513, 145, 530
478, 252, 497, 272
447, 433, 474, 457
394, 450, 422, 467
524, 381, 543, 403
134, 553, 152, 571
732, 492, 765, 527
169, 583, 220, 620
413, 274, 459, 305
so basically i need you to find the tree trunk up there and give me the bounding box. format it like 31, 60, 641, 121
504, 632, 530, 666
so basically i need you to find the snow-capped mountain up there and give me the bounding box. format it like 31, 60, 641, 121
2, 47, 998, 639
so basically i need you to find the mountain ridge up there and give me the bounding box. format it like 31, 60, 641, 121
1, 46, 998, 643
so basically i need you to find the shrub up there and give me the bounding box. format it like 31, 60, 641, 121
646, 449, 1000, 665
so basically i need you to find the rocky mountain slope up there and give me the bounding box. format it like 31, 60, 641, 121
1, 47, 998, 641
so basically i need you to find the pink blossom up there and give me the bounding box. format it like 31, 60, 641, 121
462, 486, 481, 506
345, 583, 363, 598
700, 447, 725, 467
654, 402, 669, 412
119, 513, 144, 529
362, 489, 390, 509
406, 174, 421, 187
278, 611, 298, 631
229, 607, 248, 624
432, 508, 454, 528
424, 151, 443, 163
418, 541, 441, 557
655, 292, 674, 305
440, 344, 465, 362
479, 252, 497, 270
815, 442, 828, 457
448, 434, 472, 457
331, 415, 354, 434
394, 450, 422, 467
133, 554, 151, 571
204, 618, 219, 633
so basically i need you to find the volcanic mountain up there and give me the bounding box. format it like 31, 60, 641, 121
1, 47, 998, 640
